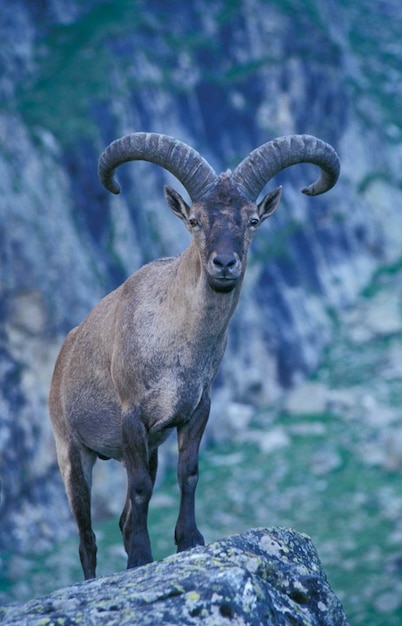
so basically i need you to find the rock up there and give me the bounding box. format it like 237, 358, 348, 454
345, 291, 402, 343
208, 396, 255, 442
284, 381, 329, 415
244, 426, 291, 453
0, 527, 349, 625
364, 293, 402, 336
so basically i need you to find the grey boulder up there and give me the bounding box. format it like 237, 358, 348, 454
0, 527, 349, 625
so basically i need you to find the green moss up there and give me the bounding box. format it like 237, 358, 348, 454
186, 590, 200, 602
16, 1, 143, 145
361, 259, 402, 299
357, 172, 392, 195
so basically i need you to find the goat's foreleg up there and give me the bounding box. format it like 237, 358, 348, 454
119, 448, 158, 556
122, 409, 154, 568
174, 391, 210, 552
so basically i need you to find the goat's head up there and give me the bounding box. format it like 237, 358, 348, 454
98, 133, 340, 293
163, 173, 282, 292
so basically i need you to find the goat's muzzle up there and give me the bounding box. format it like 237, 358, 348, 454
207, 252, 241, 293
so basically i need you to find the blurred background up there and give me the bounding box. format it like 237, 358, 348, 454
1, 0, 402, 623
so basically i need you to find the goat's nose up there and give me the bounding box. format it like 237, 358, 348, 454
213, 254, 236, 270
212, 253, 239, 273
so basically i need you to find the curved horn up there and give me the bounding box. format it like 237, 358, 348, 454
98, 132, 217, 201
232, 134, 340, 200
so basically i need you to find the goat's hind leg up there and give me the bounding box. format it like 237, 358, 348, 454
58, 441, 97, 579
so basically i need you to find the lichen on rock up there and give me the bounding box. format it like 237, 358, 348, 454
0, 527, 349, 625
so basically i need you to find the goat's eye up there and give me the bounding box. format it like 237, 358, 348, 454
188, 217, 199, 228
249, 217, 260, 228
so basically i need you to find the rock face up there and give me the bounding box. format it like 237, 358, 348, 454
1, 0, 402, 585
0, 528, 349, 625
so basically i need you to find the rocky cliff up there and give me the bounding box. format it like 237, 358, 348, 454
1, 0, 402, 607
0, 528, 349, 625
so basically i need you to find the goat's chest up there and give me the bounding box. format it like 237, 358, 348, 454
114, 336, 222, 433
112, 284, 228, 426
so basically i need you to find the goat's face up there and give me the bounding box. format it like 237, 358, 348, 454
165, 174, 282, 293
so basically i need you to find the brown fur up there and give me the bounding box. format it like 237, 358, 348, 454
49, 182, 281, 579
50, 132, 340, 579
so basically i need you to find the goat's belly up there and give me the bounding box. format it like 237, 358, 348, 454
70, 394, 124, 461
79, 423, 123, 462
68, 366, 206, 457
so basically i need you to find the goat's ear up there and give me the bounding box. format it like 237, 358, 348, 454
164, 185, 191, 222
257, 186, 282, 222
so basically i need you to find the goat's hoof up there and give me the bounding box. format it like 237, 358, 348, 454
176, 531, 205, 552
127, 552, 153, 569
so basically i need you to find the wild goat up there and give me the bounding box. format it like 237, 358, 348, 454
49, 132, 340, 579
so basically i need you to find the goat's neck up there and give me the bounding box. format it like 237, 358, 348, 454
173, 242, 243, 335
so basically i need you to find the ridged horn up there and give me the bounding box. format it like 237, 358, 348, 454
98, 132, 217, 201
232, 134, 340, 200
